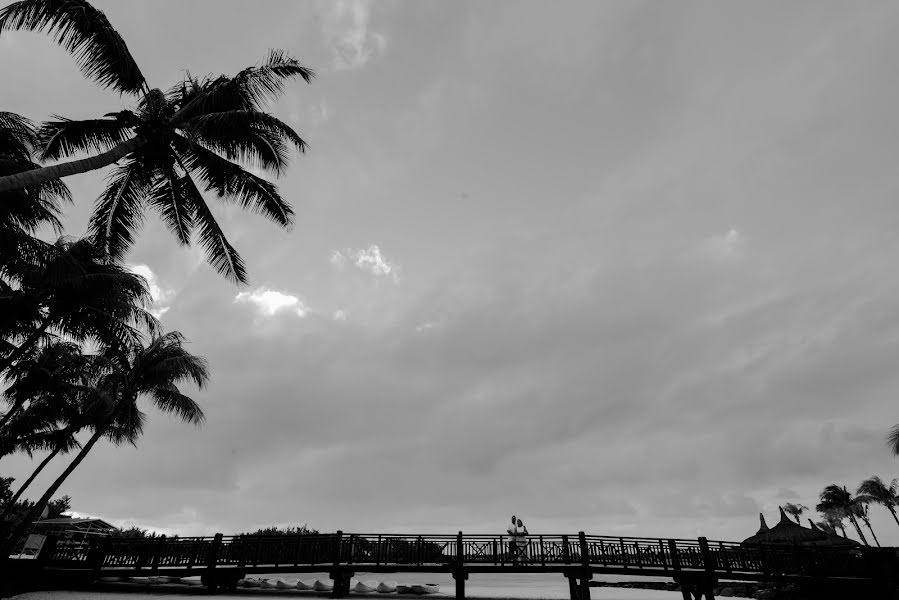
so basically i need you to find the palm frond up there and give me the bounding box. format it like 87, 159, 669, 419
149, 387, 205, 425
146, 167, 194, 245
177, 139, 294, 228
181, 109, 306, 174
0, 111, 39, 159
38, 115, 134, 161
172, 50, 313, 122
887, 423, 899, 456
88, 158, 150, 259
174, 171, 247, 284
0, 0, 146, 93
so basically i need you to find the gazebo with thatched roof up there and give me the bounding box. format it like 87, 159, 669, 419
741, 507, 860, 547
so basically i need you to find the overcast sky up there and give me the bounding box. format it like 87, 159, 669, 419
4, 0, 899, 545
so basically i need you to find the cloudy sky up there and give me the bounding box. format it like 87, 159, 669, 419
4, 0, 899, 545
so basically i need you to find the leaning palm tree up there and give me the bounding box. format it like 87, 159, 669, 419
0, 391, 87, 522
817, 484, 868, 545
851, 502, 880, 547
0, 1, 312, 284
782, 503, 808, 525
0, 330, 207, 554
857, 476, 899, 527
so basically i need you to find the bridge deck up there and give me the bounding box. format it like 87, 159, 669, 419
28, 532, 899, 600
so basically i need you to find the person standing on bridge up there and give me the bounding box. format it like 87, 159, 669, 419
515, 518, 529, 563
507, 515, 518, 563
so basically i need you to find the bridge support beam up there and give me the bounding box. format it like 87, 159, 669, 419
674, 575, 715, 600
563, 570, 591, 600
330, 570, 354, 598
453, 570, 468, 599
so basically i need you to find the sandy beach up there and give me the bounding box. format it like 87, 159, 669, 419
10, 586, 684, 600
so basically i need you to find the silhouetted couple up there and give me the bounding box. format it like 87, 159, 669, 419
507, 514, 529, 564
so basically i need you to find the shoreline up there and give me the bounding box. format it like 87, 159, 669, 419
8, 582, 691, 600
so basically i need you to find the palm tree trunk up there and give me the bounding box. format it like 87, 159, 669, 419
864, 519, 881, 547
889, 506, 899, 527
0, 422, 108, 557
0, 396, 30, 441
838, 523, 847, 538
0, 136, 145, 193
0, 445, 62, 522
848, 514, 869, 545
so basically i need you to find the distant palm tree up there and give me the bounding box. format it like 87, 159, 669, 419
815, 519, 838, 536
817, 485, 868, 545
820, 509, 848, 538
857, 476, 899, 527
0, 331, 207, 555
783, 503, 808, 524
852, 502, 880, 547
0, 1, 313, 284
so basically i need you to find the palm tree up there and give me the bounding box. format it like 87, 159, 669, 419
0, 330, 207, 555
817, 484, 868, 545
851, 502, 880, 547
1, 111, 71, 286
782, 503, 808, 524
857, 476, 899, 527
819, 508, 849, 538
0, 340, 89, 456
815, 519, 838, 536
0, 1, 312, 284
0, 237, 158, 390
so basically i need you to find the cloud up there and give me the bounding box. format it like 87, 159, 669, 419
330, 244, 400, 282
290, 98, 332, 128
321, 0, 388, 71
234, 287, 309, 317
128, 264, 174, 319
333, 309, 348, 321
697, 228, 746, 262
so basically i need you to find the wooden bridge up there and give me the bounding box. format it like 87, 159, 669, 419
20, 531, 899, 600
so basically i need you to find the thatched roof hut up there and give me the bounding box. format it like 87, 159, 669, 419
741, 507, 860, 547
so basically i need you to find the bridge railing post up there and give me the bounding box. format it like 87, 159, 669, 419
333, 530, 344, 566
453, 531, 468, 600
698, 536, 716, 582
577, 531, 592, 600
152, 534, 166, 571
561, 535, 571, 564
667, 539, 681, 572
578, 532, 590, 567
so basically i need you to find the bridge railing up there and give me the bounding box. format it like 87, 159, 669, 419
37, 532, 880, 580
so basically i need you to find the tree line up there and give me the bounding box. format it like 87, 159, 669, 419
1, 0, 311, 560
782, 476, 899, 546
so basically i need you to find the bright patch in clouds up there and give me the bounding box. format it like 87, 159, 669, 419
127, 264, 174, 318
699, 229, 745, 262
322, 0, 387, 70
331, 244, 400, 282
234, 287, 308, 317
333, 309, 348, 321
